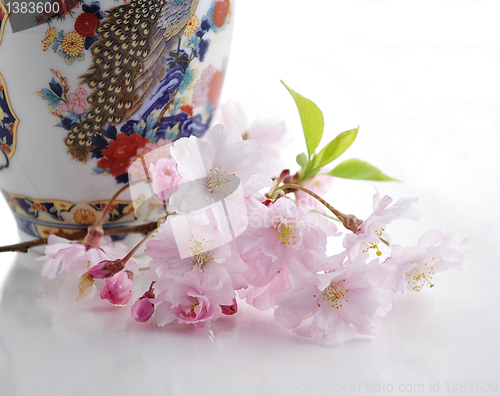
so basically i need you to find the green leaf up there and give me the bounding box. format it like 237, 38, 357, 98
327, 159, 398, 181
312, 127, 359, 169
281, 80, 324, 158
296, 152, 308, 168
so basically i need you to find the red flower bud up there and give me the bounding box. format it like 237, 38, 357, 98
279, 169, 290, 183
220, 298, 238, 315
88, 258, 125, 279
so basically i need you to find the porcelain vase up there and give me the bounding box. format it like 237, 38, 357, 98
0, 0, 234, 245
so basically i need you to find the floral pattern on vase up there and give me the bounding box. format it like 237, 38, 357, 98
0, 74, 20, 171
40, 1, 106, 65
1, 189, 166, 238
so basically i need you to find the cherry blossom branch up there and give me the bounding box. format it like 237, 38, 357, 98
84, 227, 159, 285
309, 209, 340, 223
0, 220, 162, 254
121, 228, 157, 264
96, 183, 131, 228
294, 190, 392, 246
274, 183, 363, 233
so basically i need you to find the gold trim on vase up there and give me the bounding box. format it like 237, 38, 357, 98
0, 73, 20, 170
1, 189, 165, 238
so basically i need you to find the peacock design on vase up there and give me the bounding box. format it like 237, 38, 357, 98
35, 0, 232, 183
66, 0, 200, 163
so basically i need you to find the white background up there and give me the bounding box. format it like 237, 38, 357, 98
1, 1, 500, 395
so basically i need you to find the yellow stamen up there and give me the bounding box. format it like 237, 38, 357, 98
323, 282, 347, 309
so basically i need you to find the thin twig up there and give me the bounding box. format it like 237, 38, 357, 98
122, 228, 158, 263
274, 183, 344, 220
273, 183, 363, 234
0, 220, 162, 254
96, 183, 131, 227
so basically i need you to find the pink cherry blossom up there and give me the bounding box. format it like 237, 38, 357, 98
385, 229, 466, 294
167, 125, 272, 255
236, 197, 339, 310
238, 264, 291, 311
274, 257, 391, 344
37, 234, 139, 279
343, 190, 419, 260
215, 101, 247, 132
37, 234, 110, 279
145, 220, 248, 291
170, 124, 272, 203
153, 271, 234, 328
238, 197, 339, 277
100, 271, 133, 305
127, 139, 173, 179
59, 87, 87, 114
149, 157, 182, 199
215, 100, 290, 176
295, 174, 334, 214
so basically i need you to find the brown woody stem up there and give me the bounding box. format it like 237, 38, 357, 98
121, 228, 157, 263
96, 183, 131, 228
0, 220, 162, 254
274, 183, 363, 233
274, 184, 344, 219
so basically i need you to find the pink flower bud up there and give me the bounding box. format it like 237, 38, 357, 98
100, 271, 132, 305
131, 294, 155, 323
279, 169, 290, 183
88, 258, 125, 279
342, 214, 364, 234
220, 298, 238, 316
